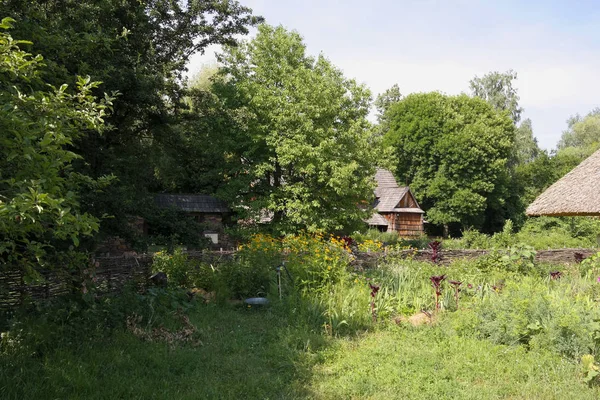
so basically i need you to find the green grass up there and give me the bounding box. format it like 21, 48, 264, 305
311, 326, 597, 399
2, 303, 599, 399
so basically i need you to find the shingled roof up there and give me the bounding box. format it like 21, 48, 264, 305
526, 149, 600, 216
155, 194, 229, 213
365, 213, 389, 226
373, 169, 423, 213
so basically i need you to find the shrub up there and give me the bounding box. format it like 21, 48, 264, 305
152, 250, 218, 291
282, 234, 352, 292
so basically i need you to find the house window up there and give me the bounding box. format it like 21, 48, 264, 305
204, 232, 219, 244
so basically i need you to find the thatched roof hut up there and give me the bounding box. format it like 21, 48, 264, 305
526, 149, 600, 216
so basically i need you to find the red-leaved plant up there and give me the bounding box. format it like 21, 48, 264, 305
369, 282, 380, 322
428, 241, 442, 264
550, 270, 563, 280
430, 274, 446, 311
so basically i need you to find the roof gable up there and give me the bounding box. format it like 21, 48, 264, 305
373, 169, 423, 213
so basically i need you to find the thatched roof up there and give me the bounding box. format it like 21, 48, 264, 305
526, 149, 600, 216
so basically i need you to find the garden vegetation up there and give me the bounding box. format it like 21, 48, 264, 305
3, 1, 600, 399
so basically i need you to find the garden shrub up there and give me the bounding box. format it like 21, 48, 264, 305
469, 276, 600, 360
282, 234, 352, 292
152, 250, 218, 290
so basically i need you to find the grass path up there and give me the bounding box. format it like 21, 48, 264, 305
1, 305, 598, 399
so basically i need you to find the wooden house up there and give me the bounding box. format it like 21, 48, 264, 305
154, 194, 230, 246
365, 169, 424, 237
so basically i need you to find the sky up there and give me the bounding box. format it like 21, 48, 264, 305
187, 0, 600, 150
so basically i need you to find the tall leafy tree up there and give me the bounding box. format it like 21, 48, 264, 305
383, 92, 515, 234
558, 109, 600, 151
0, 19, 113, 281
470, 70, 523, 124
514, 118, 540, 164
375, 84, 402, 121
213, 25, 381, 233
0, 0, 261, 238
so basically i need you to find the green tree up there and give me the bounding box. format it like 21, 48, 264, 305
558, 109, 600, 151
470, 70, 523, 124
0, 19, 113, 281
375, 84, 402, 121
0, 0, 261, 239
514, 118, 540, 164
383, 92, 515, 234
214, 25, 381, 233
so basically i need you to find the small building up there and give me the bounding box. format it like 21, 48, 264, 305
365, 169, 424, 237
154, 194, 230, 246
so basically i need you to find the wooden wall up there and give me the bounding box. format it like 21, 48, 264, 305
382, 212, 423, 237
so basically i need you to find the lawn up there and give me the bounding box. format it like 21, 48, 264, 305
1, 303, 598, 400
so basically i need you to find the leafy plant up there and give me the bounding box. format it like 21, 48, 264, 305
0, 19, 115, 283
430, 274, 446, 311
449, 280, 462, 309
500, 244, 537, 274
428, 241, 442, 264
368, 282, 380, 322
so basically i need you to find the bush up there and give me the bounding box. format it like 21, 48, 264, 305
444, 217, 600, 250
461, 276, 600, 360
152, 250, 218, 290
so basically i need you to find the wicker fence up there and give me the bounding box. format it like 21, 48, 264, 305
352, 248, 598, 269
0, 255, 153, 310
1, 248, 597, 309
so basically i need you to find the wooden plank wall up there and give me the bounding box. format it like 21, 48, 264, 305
382, 212, 423, 237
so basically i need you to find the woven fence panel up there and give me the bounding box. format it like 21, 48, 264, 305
0, 255, 153, 310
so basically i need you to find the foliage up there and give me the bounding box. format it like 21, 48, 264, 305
0, 285, 194, 359
152, 250, 216, 290
232, 233, 353, 297
141, 205, 211, 252
311, 327, 600, 399
469, 69, 523, 124
0, 19, 114, 282
352, 229, 401, 246
468, 276, 600, 360
445, 216, 600, 250
383, 92, 515, 232
3, 299, 600, 399
514, 118, 541, 164
357, 239, 383, 253
428, 240, 442, 263
0, 0, 262, 239
558, 108, 600, 151
214, 24, 382, 233
374, 84, 402, 119
582, 354, 600, 387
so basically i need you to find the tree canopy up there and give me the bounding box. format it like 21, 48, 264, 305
383, 92, 515, 232
0, 0, 262, 242
0, 18, 113, 281
213, 25, 382, 233
558, 109, 600, 151
470, 70, 523, 125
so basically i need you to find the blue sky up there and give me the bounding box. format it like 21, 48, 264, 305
187, 0, 600, 150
